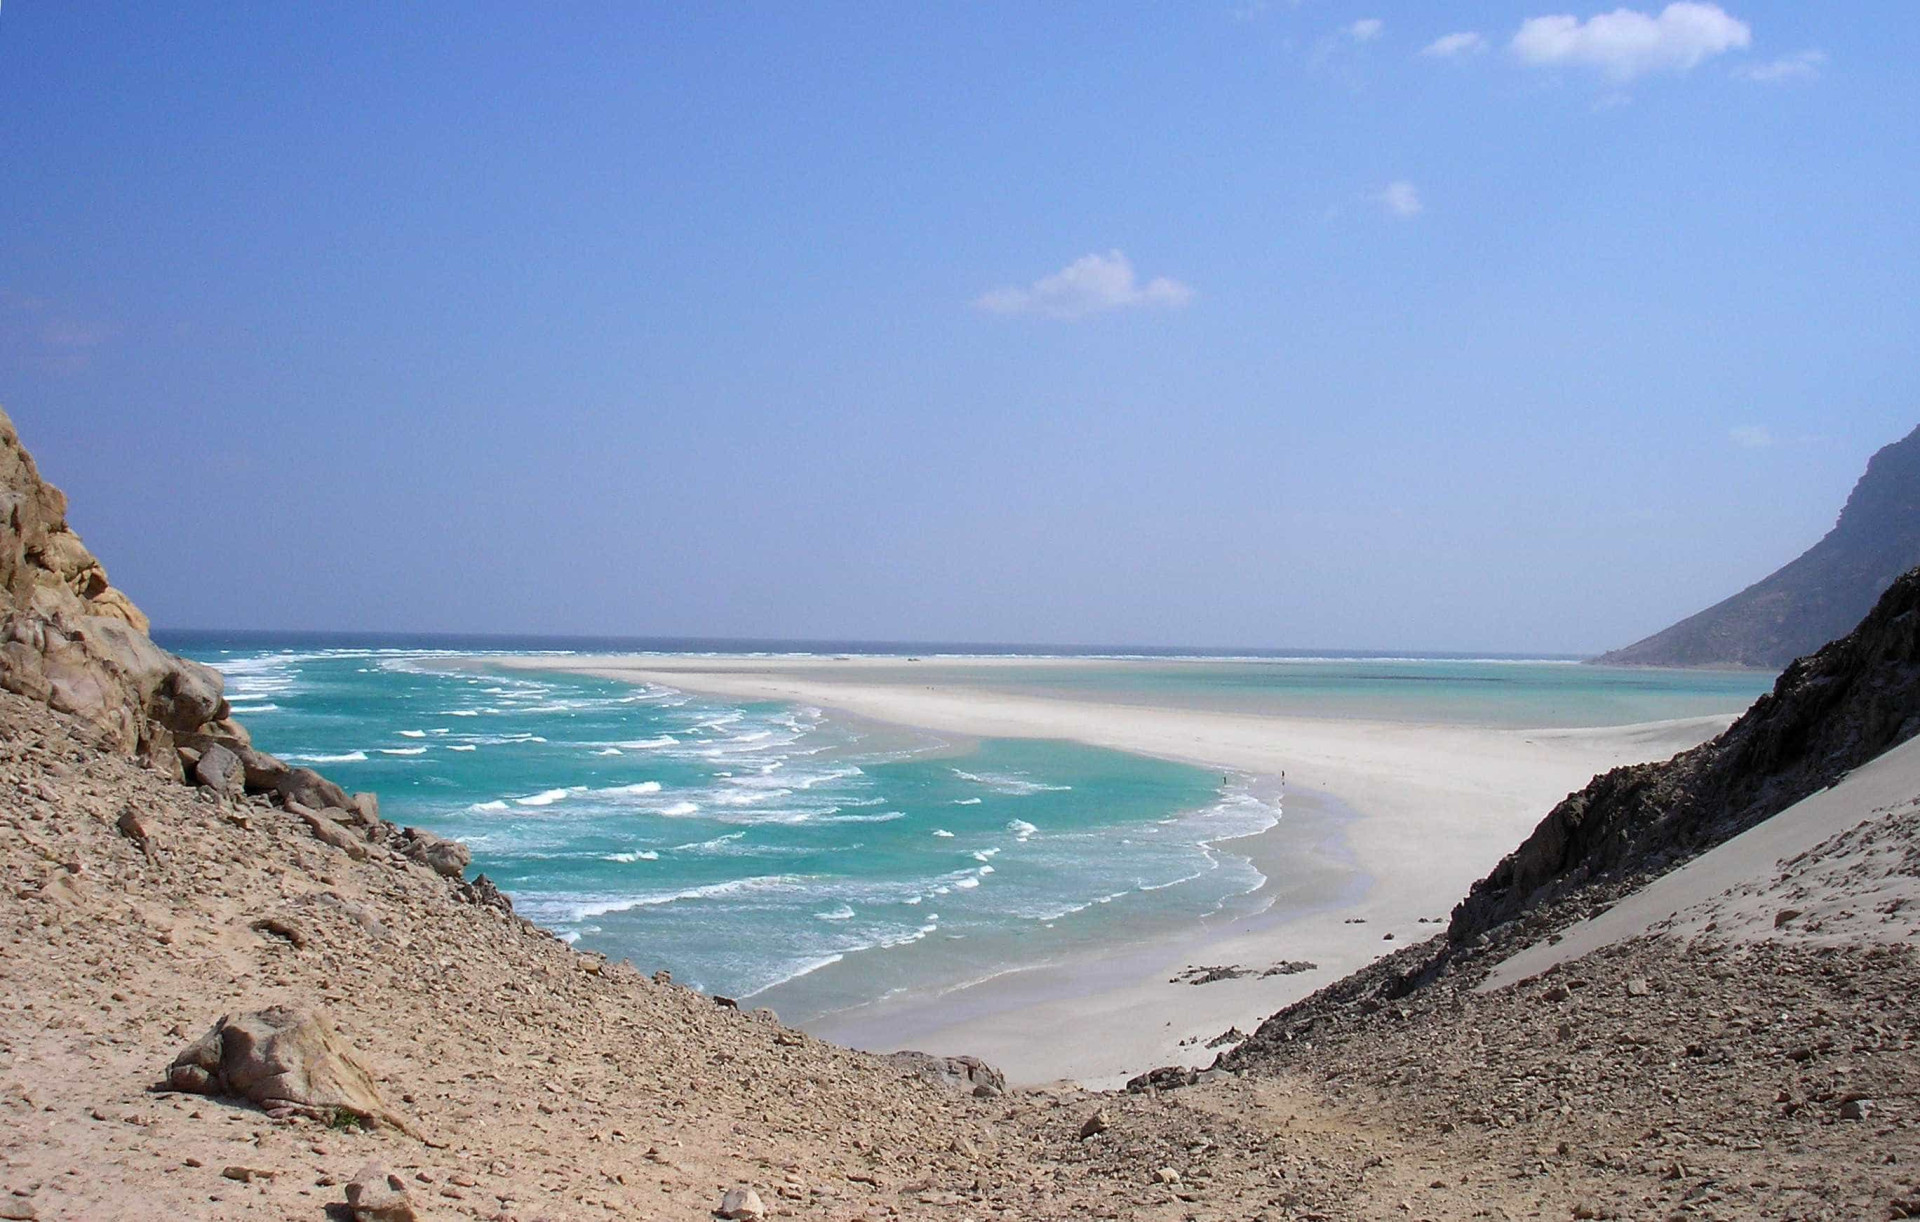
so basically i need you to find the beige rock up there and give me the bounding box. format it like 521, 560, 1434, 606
717, 1185, 766, 1220
401, 828, 470, 879
276, 767, 351, 812
289, 803, 370, 861
345, 1161, 417, 1222
166, 1005, 410, 1133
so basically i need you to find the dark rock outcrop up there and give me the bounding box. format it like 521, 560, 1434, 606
1225, 566, 1920, 1070
1596, 423, 1920, 668
1455, 564, 1920, 946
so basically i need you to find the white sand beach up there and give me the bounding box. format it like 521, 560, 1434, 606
499, 654, 1737, 1086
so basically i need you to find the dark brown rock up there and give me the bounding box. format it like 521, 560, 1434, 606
192, 744, 245, 796
274, 767, 351, 812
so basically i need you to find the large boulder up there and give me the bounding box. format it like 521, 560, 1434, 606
166, 1006, 411, 1133
885, 1051, 1005, 1097
192, 744, 246, 796
400, 828, 470, 879
275, 767, 352, 811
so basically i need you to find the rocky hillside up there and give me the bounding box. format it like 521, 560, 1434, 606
1456, 562, 1920, 948
1596, 423, 1920, 668
12, 403, 1920, 1220
0, 406, 1451, 1220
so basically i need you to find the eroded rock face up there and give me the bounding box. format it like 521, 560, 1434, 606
166, 1005, 410, 1133
0, 412, 148, 634
0, 408, 228, 755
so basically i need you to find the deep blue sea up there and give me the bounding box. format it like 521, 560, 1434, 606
159, 632, 1775, 1024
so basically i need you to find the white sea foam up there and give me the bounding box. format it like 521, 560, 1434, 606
515, 789, 572, 807
952, 797, 982, 805
398, 729, 427, 738
449, 745, 477, 752
933, 829, 955, 838
673, 831, 746, 852
598, 780, 662, 796
814, 904, 856, 922
566, 873, 802, 919
616, 735, 678, 749
595, 748, 623, 756
823, 811, 904, 824
971, 848, 1000, 861
378, 747, 427, 756
289, 751, 367, 763
954, 876, 980, 889
229, 703, 279, 714
953, 768, 1070, 797
470, 800, 509, 812
1007, 819, 1038, 842
659, 801, 701, 817
602, 850, 660, 863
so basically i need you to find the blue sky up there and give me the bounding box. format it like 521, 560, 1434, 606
3, 3, 1916, 651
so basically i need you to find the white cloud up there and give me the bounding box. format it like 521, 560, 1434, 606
974, 251, 1195, 321
1511, 3, 1751, 81
1349, 18, 1384, 42
1737, 48, 1826, 83
1729, 425, 1774, 449
1422, 31, 1488, 58
1376, 181, 1422, 218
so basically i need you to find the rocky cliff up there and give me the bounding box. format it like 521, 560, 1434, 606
1456, 564, 1920, 943
1595, 423, 1920, 668
0, 406, 486, 890
0, 407, 238, 764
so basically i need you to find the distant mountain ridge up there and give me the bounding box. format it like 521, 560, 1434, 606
1596, 423, 1920, 669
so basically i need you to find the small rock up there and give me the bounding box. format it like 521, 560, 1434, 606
1154, 1167, 1181, 1185
1774, 907, 1803, 928
717, 1185, 766, 1220
1624, 978, 1650, 998
345, 1161, 416, 1222
220, 1166, 276, 1183
1079, 1109, 1111, 1139
115, 806, 152, 847
1840, 1098, 1874, 1121
1543, 983, 1571, 1003
0, 1198, 35, 1221
249, 915, 308, 949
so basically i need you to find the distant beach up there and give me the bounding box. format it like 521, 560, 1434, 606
499, 651, 1763, 1085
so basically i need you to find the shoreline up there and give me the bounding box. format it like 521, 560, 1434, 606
494, 654, 1738, 1084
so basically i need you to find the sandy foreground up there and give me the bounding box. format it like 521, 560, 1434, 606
497, 654, 1734, 1087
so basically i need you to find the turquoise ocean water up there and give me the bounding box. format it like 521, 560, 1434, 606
160, 634, 1774, 1025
